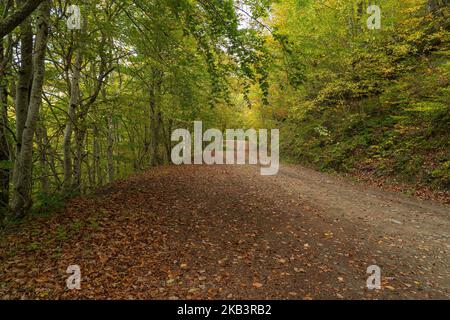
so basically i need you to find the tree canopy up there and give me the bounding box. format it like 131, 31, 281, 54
0, 0, 448, 221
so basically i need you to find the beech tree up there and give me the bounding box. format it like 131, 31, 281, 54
11, 0, 50, 217
0, 0, 271, 221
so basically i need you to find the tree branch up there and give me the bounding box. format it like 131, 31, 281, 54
0, 0, 45, 38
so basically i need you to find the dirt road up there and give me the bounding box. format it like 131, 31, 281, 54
1, 164, 448, 299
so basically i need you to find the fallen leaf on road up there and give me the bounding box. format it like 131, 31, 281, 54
253, 282, 263, 289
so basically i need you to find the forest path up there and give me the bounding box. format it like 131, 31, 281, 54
1, 164, 449, 299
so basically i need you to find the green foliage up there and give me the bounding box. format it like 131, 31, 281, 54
2, 0, 449, 224
1, 0, 276, 221
33, 192, 71, 217
264, 0, 450, 189
0, 160, 13, 170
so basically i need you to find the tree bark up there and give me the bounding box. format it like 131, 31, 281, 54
63, 45, 82, 191
106, 112, 114, 183
11, 0, 49, 218
0, 33, 11, 221
92, 124, 101, 186
36, 120, 49, 194
149, 68, 163, 167
149, 100, 159, 167
12, 0, 33, 190
160, 115, 172, 164
0, 0, 45, 38
73, 121, 85, 191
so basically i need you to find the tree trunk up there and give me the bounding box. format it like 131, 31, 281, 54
73, 122, 85, 191
41, 122, 59, 187
11, 0, 50, 218
149, 90, 158, 166
0, 35, 10, 221
63, 43, 82, 191
0, 0, 45, 38
106, 113, 114, 183
160, 116, 172, 164
150, 106, 161, 167
92, 124, 101, 186
84, 131, 91, 193
36, 120, 49, 194
12, 0, 33, 191
149, 69, 163, 167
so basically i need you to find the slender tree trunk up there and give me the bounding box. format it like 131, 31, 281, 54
166, 119, 173, 164
73, 121, 85, 191
36, 120, 49, 194
63, 45, 82, 190
143, 122, 149, 166
41, 122, 59, 187
149, 103, 160, 167
0, 36, 10, 221
84, 131, 92, 193
11, 0, 50, 218
149, 70, 162, 167
121, 118, 138, 170
12, 0, 33, 191
92, 124, 100, 186
160, 115, 172, 164
106, 113, 114, 183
